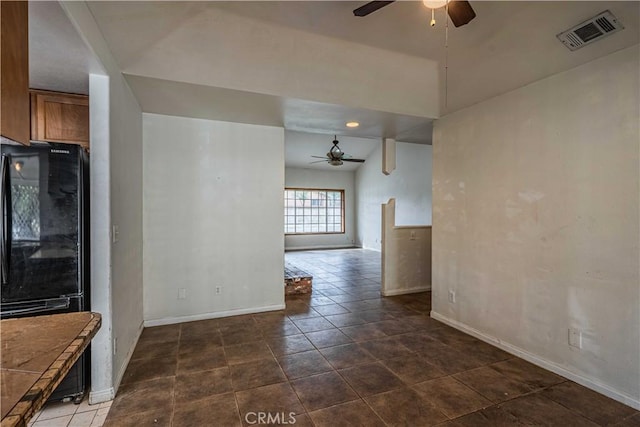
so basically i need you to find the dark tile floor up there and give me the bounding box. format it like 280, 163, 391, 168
104, 249, 639, 427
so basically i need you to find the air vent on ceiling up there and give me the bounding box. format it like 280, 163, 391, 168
557, 10, 623, 51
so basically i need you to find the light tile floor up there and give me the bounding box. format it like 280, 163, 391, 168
28, 395, 112, 427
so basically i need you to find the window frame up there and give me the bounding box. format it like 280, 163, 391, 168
284, 187, 345, 235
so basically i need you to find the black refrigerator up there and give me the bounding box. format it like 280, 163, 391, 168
1, 140, 90, 402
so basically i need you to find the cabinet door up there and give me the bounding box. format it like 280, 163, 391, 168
0, 1, 30, 145
31, 91, 89, 148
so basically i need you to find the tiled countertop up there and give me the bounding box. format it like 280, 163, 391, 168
0, 312, 101, 427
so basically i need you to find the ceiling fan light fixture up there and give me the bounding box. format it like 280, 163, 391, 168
346, 121, 360, 128
310, 135, 366, 167
422, 0, 447, 10
329, 147, 344, 158
423, 0, 447, 26
352, 1, 476, 30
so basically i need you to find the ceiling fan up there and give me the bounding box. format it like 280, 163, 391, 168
310, 136, 366, 167
353, 0, 476, 28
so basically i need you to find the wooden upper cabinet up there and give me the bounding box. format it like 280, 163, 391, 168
1, 1, 30, 145
30, 90, 90, 148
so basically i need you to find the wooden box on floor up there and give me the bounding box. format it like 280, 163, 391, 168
285, 277, 312, 295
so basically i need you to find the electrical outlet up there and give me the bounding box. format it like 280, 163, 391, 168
178, 288, 186, 299
568, 328, 582, 349
113, 338, 117, 355
216, 286, 222, 295
448, 290, 456, 303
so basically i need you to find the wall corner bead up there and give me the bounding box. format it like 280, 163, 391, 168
382, 138, 396, 175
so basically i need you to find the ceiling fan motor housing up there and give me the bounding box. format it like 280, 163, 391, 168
329, 140, 344, 159
310, 136, 366, 166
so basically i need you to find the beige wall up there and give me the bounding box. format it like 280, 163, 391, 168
432, 46, 639, 407
143, 113, 285, 326
109, 73, 144, 391
120, 6, 440, 119
63, 2, 144, 402
381, 199, 431, 296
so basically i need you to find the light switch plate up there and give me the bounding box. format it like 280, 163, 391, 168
111, 225, 119, 243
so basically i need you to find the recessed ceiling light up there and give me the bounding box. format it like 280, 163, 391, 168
346, 121, 359, 128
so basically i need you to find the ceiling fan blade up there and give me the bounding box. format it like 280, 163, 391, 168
342, 158, 366, 163
309, 160, 329, 164
353, 1, 395, 17
447, 0, 476, 27
311, 155, 329, 159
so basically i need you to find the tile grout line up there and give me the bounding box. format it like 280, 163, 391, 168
106, 249, 635, 425
168, 324, 182, 427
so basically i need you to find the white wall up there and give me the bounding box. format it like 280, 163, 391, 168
285, 167, 356, 250
143, 113, 285, 325
63, 2, 144, 402
87, 74, 113, 403
108, 73, 143, 391
356, 141, 432, 251
432, 46, 640, 408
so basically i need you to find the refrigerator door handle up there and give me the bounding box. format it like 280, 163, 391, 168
1, 153, 11, 286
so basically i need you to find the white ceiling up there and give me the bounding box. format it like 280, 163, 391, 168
87, 1, 639, 113
210, 2, 639, 60
29, 1, 103, 95
28, 1, 640, 171
124, 75, 434, 144
285, 131, 380, 171
209, 1, 640, 113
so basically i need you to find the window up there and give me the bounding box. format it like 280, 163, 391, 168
11, 184, 40, 241
284, 188, 344, 234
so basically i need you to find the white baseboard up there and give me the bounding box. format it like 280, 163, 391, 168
89, 387, 114, 405
430, 311, 640, 410
382, 285, 431, 296
285, 245, 358, 251
89, 323, 144, 404
112, 321, 144, 394
144, 304, 287, 327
